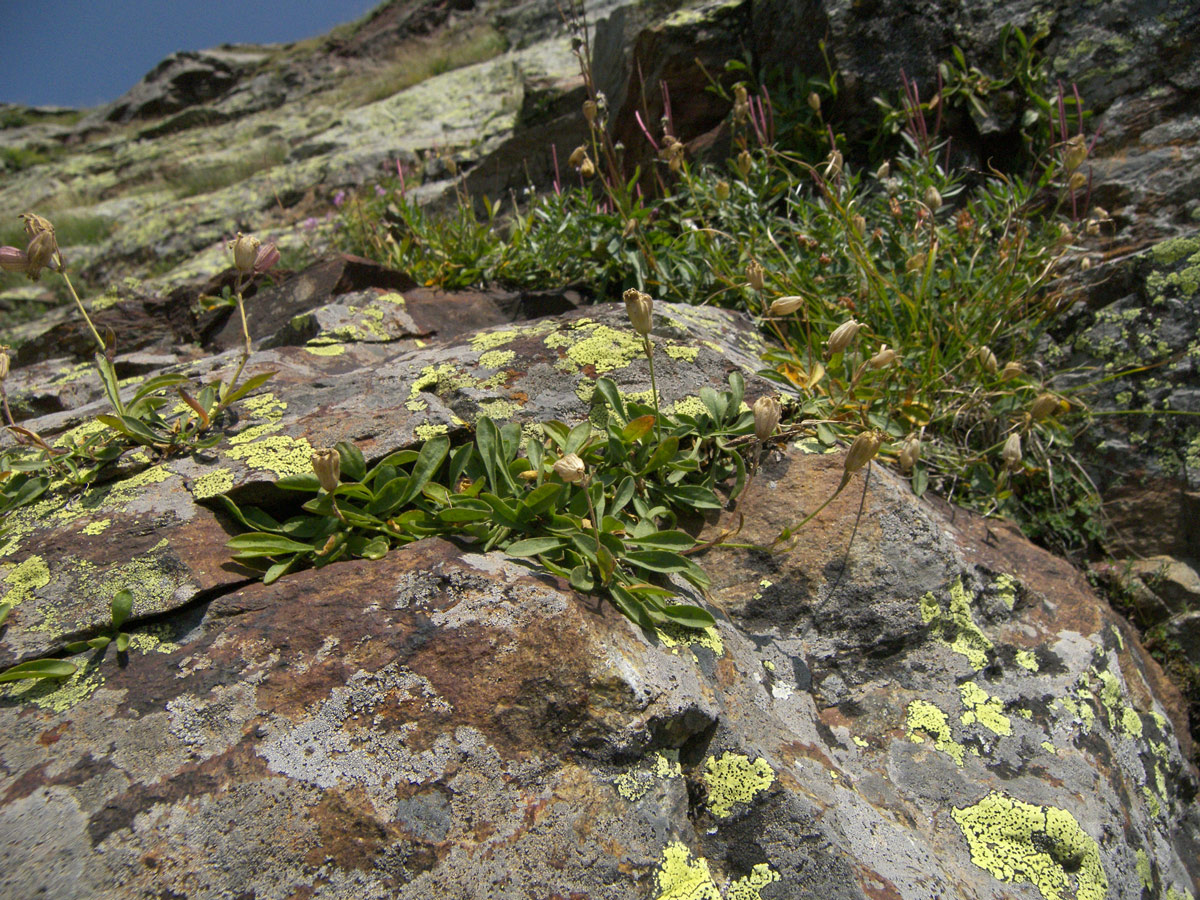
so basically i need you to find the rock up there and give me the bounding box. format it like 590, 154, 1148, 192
100, 49, 269, 124
0, 450, 1196, 898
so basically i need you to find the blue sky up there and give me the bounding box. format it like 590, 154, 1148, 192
0, 0, 384, 109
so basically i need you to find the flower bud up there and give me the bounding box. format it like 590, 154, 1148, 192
977, 346, 998, 375
1001, 432, 1022, 470
554, 453, 587, 484
826, 318, 862, 356
823, 149, 843, 180
715, 180, 730, 201
1068, 171, 1087, 192
1030, 393, 1062, 421
999, 361, 1024, 381
753, 395, 782, 442
875, 161, 890, 180
311, 448, 341, 493
898, 434, 921, 472
769, 295, 805, 316
622, 288, 654, 336
746, 259, 765, 292
868, 344, 898, 369
1063, 134, 1088, 172
807, 92, 821, 113
923, 185, 943, 211
737, 149, 753, 179
229, 233, 261, 273
582, 100, 598, 124
843, 431, 883, 480
1080, 256, 1092, 271
568, 145, 588, 168
580, 157, 596, 178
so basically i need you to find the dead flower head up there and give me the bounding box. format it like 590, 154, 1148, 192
311, 448, 341, 493
622, 288, 654, 336
753, 395, 782, 442
553, 453, 587, 485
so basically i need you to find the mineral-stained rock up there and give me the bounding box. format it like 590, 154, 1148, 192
0, 449, 1195, 898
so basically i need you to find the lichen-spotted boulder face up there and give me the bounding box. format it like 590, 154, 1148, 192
1, 445, 1196, 899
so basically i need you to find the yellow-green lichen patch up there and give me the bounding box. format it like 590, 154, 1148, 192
476, 399, 519, 421
1166, 886, 1195, 900
655, 623, 724, 659
0, 555, 51, 607
240, 392, 287, 420
1135, 850, 1152, 890
190, 469, 235, 500
414, 423, 449, 441
101, 464, 173, 509
951, 792, 1108, 900
655, 842, 720, 900
920, 579, 994, 670
727, 865, 780, 900
227, 435, 314, 477
1015, 650, 1040, 673
0, 661, 103, 712
1093, 669, 1143, 739
478, 349, 515, 369
544, 321, 644, 374
702, 752, 774, 817
470, 329, 521, 352
126, 624, 181, 655
81, 518, 111, 536
378, 291, 406, 305
52, 418, 109, 448
905, 699, 965, 766
305, 342, 346, 356
670, 396, 709, 419
1041, 741, 1058, 755
1141, 787, 1161, 818
614, 751, 681, 801
959, 682, 1012, 736
852, 736, 869, 748
664, 343, 700, 362
992, 574, 1018, 610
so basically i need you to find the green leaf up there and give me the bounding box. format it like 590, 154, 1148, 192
437, 506, 492, 524
593, 377, 626, 421
816, 423, 837, 446
336, 442, 366, 483
621, 415, 656, 444
110, 589, 133, 629
505, 537, 566, 557
115, 632, 131, 653
398, 435, 449, 506
521, 482, 562, 516
94, 353, 125, 415
608, 584, 656, 631
639, 436, 679, 476
611, 476, 636, 515
475, 417, 505, 494
263, 556, 297, 585
912, 465, 928, 498
479, 493, 521, 528
275, 473, 321, 492
660, 603, 716, 628
0, 659, 77, 682
569, 565, 595, 592
623, 550, 711, 589
624, 530, 695, 550
0, 601, 11, 627
220, 371, 276, 408
227, 533, 316, 558
663, 484, 723, 510
369, 476, 411, 516
699, 386, 725, 422
727, 370, 745, 413
116, 415, 164, 446
564, 420, 592, 455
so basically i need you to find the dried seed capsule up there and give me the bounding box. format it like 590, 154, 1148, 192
229, 233, 261, 274
1030, 393, 1062, 421
311, 448, 341, 493
622, 288, 654, 336
753, 395, 782, 442
769, 295, 805, 316
826, 318, 862, 356
553, 453, 587, 484
899, 434, 921, 472
843, 431, 883, 479
1002, 432, 1022, 470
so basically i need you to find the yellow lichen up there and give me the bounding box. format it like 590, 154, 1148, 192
190, 469, 236, 500
414, 423, 449, 440
664, 344, 700, 362
478, 349, 515, 369
545, 321, 644, 374
305, 343, 346, 356
655, 623, 724, 659
905, 699, 965, 765
1015, 650, 1039, 673
81, 519, 111, 536
614, 751, 681, 801
0, 555, 51, 607
227, 435, 315, 477
653, 842, 779, 900
702, 752, 774, 817
959, 682, 1012, 736
951, 792, 1107, 900
920, 579, 993, 670
992, 573, 1018, 610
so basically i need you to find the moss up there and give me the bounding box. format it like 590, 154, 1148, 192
951, 792, 1107, 900
1, 555, 51, 607
703, 752, 774, 817
81, 518, 111, 536
305, 343, 346, 356
1015, 650, 1039, 673
920, 579, 993, 670
478, 349, 515, 369
191, 469, 235, 500
959, 682, 1012, 736
905, 699, 965, 766
227, 435, 315, 477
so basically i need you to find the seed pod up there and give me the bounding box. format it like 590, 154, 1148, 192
807, 92, 821, 113
753, 395, 782, 442
567, 145, 587, 168
746, 260, 766, 292
1001, 432, 1022, 470
875, 161, 890, 180
843, 431, 883, 479
868, 344, 898, 369
1000, 361, 1025, 381
622, 288, 654, 336
580, 157, 596, 178
826, 318, 862, 356
1030, 393, 1062, 421
0, 346, 9, 382
898, 434, 921, 472
769, 295, 805, 316
229, 233, 261, 274
977, 346, 998, 375
24, 230, 60, 281
823, 149, 843, 180
311, 448, 341, 494
0, 246, 30, 275
924, 185, 943, 211
582, 100, 598, 124
1068, 171, 1087, 192
554, 453, 587, 484
1063, 134, 1088, 172
851, 214, 867, 236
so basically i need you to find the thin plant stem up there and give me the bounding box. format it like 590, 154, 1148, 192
643, 335, 662, 443
59, 272, 105, 353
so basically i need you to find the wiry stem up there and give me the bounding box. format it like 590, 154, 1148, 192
643, 335, 662, 443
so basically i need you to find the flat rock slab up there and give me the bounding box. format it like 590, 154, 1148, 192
0, 301, 768, 665
0, 449, 1196, 899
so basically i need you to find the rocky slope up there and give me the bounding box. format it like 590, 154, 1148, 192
1, 0, 1199, 897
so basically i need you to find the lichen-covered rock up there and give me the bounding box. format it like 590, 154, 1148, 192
1, 450, 1195, 898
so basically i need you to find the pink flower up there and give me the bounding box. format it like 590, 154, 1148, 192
333, 190, 346, 207
0, 246, 30, 275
